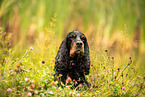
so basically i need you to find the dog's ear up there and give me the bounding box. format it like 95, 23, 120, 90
55, 37, 69, 73
83, 37, 90, 75
77, 34, 90, 75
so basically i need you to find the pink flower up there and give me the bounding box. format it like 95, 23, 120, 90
122, 86, 126, 90
117, 68, 120, 72
27, 92, 32, 96
7, 88, 12, 92
76, 93, 82, 97
106, 69, 111, 73
134, 92, 140, 96
100, 62, 103, 65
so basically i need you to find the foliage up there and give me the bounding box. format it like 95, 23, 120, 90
0, 27, 12, 66
0, 0, 145, 96
0, 45, 144, 96
0, 27, 145, 96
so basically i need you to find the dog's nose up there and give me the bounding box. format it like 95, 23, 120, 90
76, 41, 83, 46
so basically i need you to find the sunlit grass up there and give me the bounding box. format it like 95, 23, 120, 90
0, 0, 145, 96
0, 24, 145, 96
0, 43, 144, 96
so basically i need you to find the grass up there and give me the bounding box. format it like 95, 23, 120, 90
0, 31, 145, 96
0, 0, 145, 96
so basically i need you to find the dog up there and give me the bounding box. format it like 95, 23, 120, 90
54, 30, 90, 88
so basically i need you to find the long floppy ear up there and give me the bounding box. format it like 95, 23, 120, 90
78, 35, 90, 75
54, 37, 70, 73
83, 37, 90, 75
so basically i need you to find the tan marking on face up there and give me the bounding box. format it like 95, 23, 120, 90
70, 42, 76, 57
70, 41, 84, 58
80, 35, 84, 39
73, 34, 76, 38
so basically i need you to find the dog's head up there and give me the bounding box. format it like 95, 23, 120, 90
66, 31, 87, 58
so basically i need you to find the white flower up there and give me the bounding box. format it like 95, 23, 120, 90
30, 47, 33, 50
48, 91, 53, 94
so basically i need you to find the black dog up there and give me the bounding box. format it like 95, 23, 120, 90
54, 30, 90, 88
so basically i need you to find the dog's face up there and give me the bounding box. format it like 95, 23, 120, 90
67, 31, 86, 58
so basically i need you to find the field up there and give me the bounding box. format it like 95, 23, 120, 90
0, 0, 145, 96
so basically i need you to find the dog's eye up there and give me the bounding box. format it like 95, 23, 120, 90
80, 35, 85, 40
70, 34, 76, 38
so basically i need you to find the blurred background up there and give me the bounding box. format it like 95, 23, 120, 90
0, 0, 145, 75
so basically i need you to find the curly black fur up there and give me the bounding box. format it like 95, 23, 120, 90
54, 31, 90, 88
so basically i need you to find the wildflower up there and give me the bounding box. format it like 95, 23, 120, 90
103, 66, 106, 69
126, 74, 128, 77
76, 93, 82, 97
73, 79, 76, 82
25, 78, 30, 82
66, 77, 72, 83
106, 69, 111, 73
19, 62, 23, 65
105, 49, 108, 52
41, 60, 45, 64
54, 74, 57, 78
111, 57, 114, 59
90, 87, 93, 90
30, 84, 35, 89
134, 92, 140, 96
27, 92, 32, 96
100, 62, 103, 65
30, 47, 33, 50
117, 68, 120, 72
121, 73, 123, 77
17, 91, 20, 94
132, 67, 135, 70
7, 88, 12, 92
136, 92, 140, 95
128, 57, 132, 65
51, 81, 55, 85
77, 78, 81, 82
9, 67, 12, 70
10, 72, 15, 77
90, 64, 93, 66
59, 74, 62, 77
48, 91, 53, 95
37, 87, 41, 90
15, 69, 19, 73
122, 86, 126, 90
24, 87, 28, 91
16, 64, 20, 68
93, 84, 98, 88
78, 84, 83, 88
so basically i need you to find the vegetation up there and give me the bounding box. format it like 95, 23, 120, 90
0, 0, 145, 96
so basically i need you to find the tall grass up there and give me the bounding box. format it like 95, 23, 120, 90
0, 36, 144, 96
0, 0, 145, 96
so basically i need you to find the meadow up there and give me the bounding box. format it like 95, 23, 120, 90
0, 0, 145, 96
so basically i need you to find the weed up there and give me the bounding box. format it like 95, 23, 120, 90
0, 44, 144, 96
